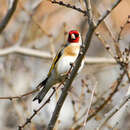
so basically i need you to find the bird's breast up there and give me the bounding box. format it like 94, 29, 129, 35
64, 44, 80, 56
56, 56, 77, 76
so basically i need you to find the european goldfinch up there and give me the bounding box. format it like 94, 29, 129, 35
33, 30, 84, 103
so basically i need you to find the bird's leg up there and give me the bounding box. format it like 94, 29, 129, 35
67, 62, 75, 79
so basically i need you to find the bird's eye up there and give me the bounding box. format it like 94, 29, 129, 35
75, 33, 79, 37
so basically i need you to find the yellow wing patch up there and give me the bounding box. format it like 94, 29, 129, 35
47, 48, 63, 77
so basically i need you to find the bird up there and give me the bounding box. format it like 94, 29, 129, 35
33, 30, 84, 103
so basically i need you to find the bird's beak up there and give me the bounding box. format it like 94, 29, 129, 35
71, 34, 76, 40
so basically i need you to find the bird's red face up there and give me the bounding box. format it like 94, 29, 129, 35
68, 30, 80, 43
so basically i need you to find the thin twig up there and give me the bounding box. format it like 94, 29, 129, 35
117, 15, 130, 42
18, 87, 56, 130
15, 19, 30, 46
0, 88, 40, 100
96, 0, 122, 27
82, 82, 97, 129
19, 0, 52, 37
0, 0, 18, 33
95, 32, 115, 59
96, 30, 130, 81
95, 32, 129, 80
73, 71, 125, 129
51, 0, 87, 15
97, 92, 130, 130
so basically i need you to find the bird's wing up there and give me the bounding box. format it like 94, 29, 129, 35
47, 47, 63, 77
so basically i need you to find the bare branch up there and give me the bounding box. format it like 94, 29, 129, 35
73, 71, 125, 129
0, 46, 52, 59
97, 88, 130, 130
96, 0, 122, 27
18, 88, 56, 130
0, 0, 18, 33
51, 0, 87, 15
96, 30, 130, 81
84, 0, 93, 23
95, 32, 115, 59
0, 88, 40, 100
1, 46, 126, 64
82, 82, 97, 129
19, 1, 52, 37
117, 15, 130, 42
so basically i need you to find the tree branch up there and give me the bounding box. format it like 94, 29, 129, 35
117, 15, 130, 42
0, 46, 52, 59
47, 1, 122, 129
73, 70, 125, 129
97, 88, 130, 130
84, 0, 93, 23
18, 88, 56, 130
0, 88, 40, 100
51, 0, 87, 15
1, 46, 126, 64
82, 81, 97, 128
96, 0, 122, 27
0, 0, 18, 33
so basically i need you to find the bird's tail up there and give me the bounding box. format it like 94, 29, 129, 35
33, 77, 50, 103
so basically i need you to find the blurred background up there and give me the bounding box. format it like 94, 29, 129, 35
0, 0, 130, 130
